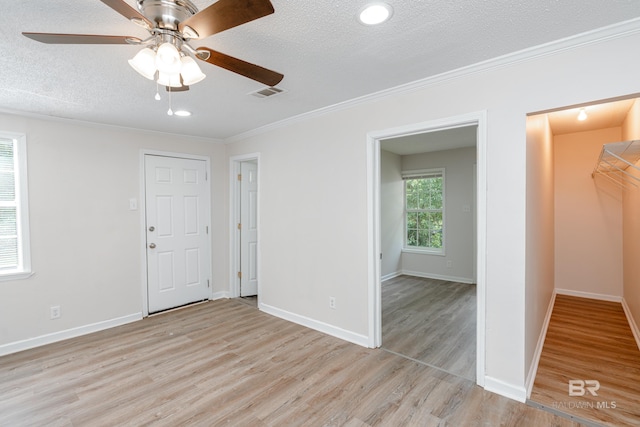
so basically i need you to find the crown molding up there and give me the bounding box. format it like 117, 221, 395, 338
0, 107, 225, 144
225, 17, 640, 144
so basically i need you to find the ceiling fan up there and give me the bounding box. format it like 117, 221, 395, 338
22, 0, 284, 90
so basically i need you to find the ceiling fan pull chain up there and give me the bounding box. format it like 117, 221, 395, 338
167, 86, 173, 116
154, 79, 161, 101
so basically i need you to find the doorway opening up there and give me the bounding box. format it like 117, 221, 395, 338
367, 111, 487, 387
380, 127, 477, 380
230, 154, 261, 307
526, 96, 640, 426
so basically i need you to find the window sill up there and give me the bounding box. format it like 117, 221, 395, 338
402, 248, 445, 256
0, 270, 34, 282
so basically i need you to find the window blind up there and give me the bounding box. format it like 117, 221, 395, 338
0, 138, 18, 270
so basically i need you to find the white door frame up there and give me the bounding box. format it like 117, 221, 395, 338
139, 149, 212, 317
366, 111, 487, 386
229, 153, 261, 299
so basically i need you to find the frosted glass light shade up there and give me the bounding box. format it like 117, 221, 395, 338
180, 56, 206, 85
157, 71, 182, 88
155, 43, 182, 74
128, 48, 157, 80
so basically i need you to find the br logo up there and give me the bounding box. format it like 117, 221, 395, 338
569, 380, 600, 396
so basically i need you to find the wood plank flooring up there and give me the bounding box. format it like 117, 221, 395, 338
0, 299, 580, 426
382, 275, 476, 380
529, 294, 640, 427
235, 295, 258, 308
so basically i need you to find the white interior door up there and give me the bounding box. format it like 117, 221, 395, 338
240, 161, 258, 296
145, 154, 210, 313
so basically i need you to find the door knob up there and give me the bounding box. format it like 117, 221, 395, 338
149, 243, 156, 249
148, 226, 155, 232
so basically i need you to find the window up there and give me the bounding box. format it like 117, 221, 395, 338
0, 133, 31, 281
403, 169, 444, 253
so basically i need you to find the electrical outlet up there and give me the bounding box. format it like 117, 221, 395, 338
329, 297, 336, 310
50, 305, 61, 320
446, 260, 453, 268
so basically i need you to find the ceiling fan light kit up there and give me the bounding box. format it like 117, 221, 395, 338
155, 42, 182, 73
22, 0, 284, 110
127, 32, 207, 88
180, 56, 206, 85
157, 71, 182, 88
128, 47, 157, 80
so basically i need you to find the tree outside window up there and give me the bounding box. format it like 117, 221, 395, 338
404, 171, 443, 251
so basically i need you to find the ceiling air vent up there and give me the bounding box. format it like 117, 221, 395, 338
250, 86, 285, 99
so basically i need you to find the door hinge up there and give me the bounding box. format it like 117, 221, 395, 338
206, 225, 209, 234
237, 173, 242, 181
237, 271, 242, 279
237, 223, 242, 230
207, 279, 210, 288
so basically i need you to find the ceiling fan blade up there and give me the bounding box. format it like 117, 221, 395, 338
197, 47, 283, 87
99, 0, 153, 28
179, 0, 274, 39
22, 32, 140, 44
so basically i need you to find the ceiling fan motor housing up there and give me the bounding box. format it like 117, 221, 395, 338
137, 0, 199, 31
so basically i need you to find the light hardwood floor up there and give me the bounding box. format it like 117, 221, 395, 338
529, 294, 640, 427
0, 299, 581, 426
235, 295, 258, 308
382, 275, 476, 380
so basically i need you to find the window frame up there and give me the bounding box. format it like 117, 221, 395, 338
402, 168, 445, 256
0, 132, 32, 281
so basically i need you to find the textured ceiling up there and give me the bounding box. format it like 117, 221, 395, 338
2, 1, 640, 140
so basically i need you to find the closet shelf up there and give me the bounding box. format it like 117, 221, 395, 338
592, 140, 640, 188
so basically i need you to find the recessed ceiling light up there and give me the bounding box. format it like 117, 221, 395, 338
358, 2, 393, 25
174, 110, 191, 117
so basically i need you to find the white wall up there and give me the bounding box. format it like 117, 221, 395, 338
622, 99, 640, 335
524, 113, 555, 387
0, 114, 225, 352
554, 127, 623, 297
225, 27, 640, 398
401, 147, 475, 282
380, 150, 403, 279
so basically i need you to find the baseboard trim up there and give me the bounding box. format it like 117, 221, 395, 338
259, 302, 370, 348
401, 270, 475, 284
211, 291, 230, 300
0, 312, 142, 357
525, 290, 556, 398
484, 376, 527, 403
622, 297, 640, 352
381, 271, 402, 282
555, 288, 622, 302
